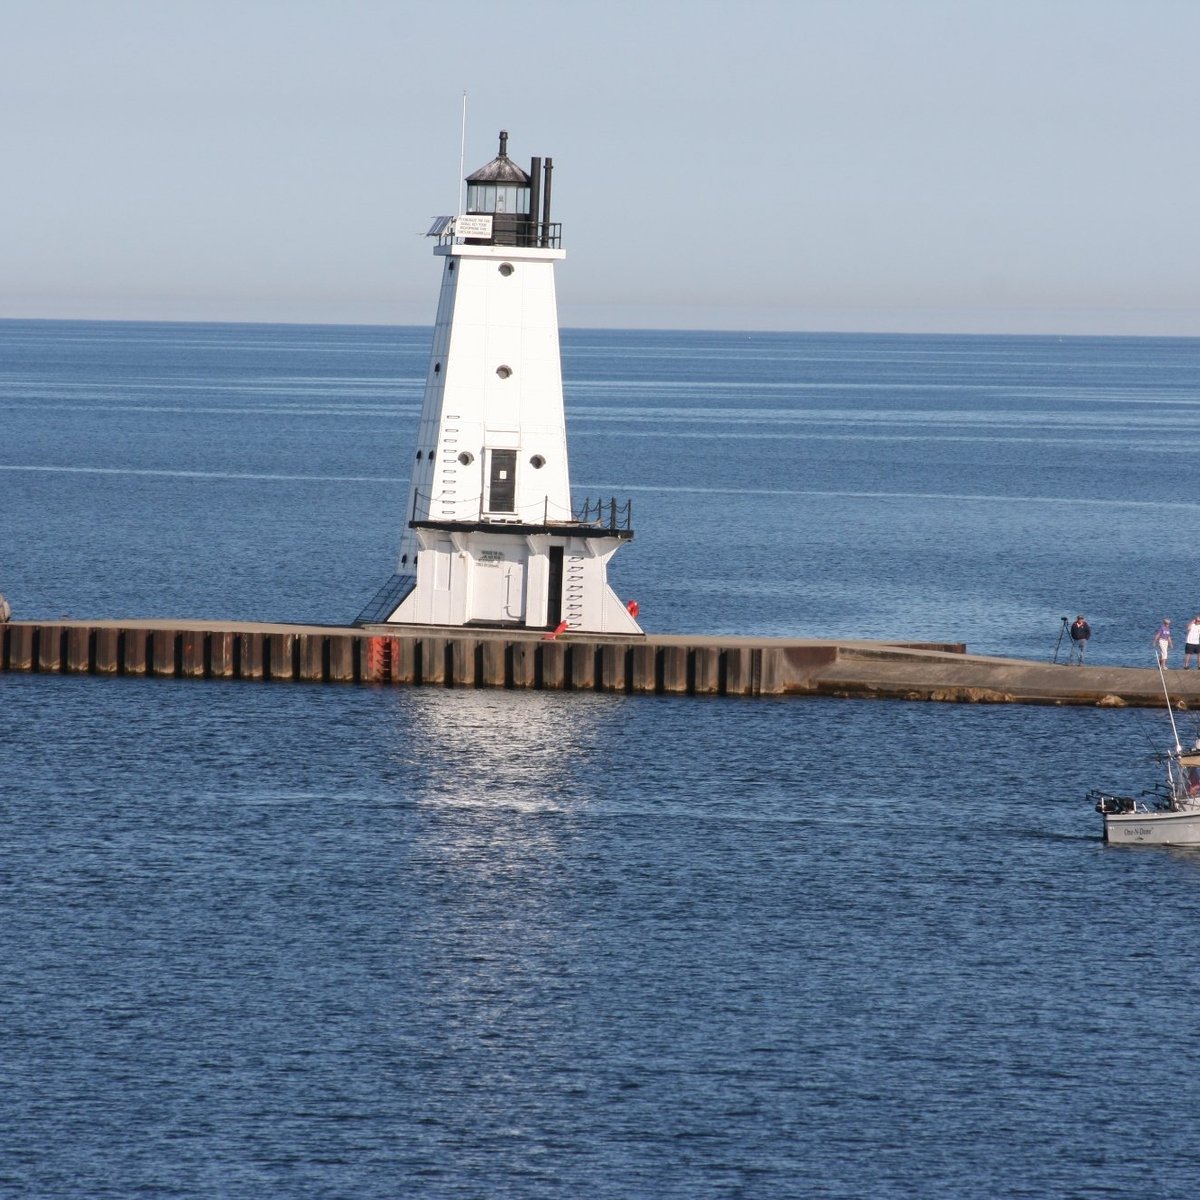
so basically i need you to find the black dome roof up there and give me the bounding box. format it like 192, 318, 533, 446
466, 130, 531, 185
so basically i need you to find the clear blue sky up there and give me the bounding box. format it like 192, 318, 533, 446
4, 0, 1199, 334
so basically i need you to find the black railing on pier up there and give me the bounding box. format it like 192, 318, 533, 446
573, 497, 632, 532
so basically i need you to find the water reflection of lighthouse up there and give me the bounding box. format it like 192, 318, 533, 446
358, 131, 642, 635
398, 688, 616, 814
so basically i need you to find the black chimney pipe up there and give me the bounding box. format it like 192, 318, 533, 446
529, 156, 542, 248
541, 157, 553, 247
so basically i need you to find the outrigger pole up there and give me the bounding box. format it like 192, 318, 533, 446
1156, 653, 1184, 756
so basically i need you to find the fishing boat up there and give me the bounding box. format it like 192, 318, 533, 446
1090, 660, 1200, 845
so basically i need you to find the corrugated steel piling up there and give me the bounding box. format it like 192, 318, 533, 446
1, 619, 814, 696
6, 618, 1200, 707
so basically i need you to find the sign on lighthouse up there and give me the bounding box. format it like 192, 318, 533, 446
357, 131, 642, 635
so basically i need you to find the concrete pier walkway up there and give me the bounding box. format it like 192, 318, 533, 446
2, 618, 1195, 708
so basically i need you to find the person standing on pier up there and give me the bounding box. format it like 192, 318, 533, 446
0, 592, 10, 623
1154, 617, 1173, 667
1184, 615, 1200, 669
1068, 615, 1090, 664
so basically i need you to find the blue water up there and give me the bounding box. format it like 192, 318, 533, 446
4, 320, 1200, 1198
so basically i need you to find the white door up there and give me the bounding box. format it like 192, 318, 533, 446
468, 548, 526, 624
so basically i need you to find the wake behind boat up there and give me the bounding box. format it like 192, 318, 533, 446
1090, 659, 1200, 845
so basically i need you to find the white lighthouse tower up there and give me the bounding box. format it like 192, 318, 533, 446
358, 131, 642, 635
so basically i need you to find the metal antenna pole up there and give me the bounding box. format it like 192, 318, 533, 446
457, 92, 468, 218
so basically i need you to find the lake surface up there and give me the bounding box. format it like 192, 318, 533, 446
3, 321, 1200, 1198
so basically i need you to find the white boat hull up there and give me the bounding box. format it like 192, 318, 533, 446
1104, 806, 1200, 845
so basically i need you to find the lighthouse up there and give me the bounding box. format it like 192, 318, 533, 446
358, 131, 642, 635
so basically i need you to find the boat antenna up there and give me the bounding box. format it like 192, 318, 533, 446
1156, 653, 1184, 754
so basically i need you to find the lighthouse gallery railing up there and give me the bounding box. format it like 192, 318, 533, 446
409, 489, 632, 532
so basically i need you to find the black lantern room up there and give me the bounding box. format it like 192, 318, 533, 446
463, 130, 558, 248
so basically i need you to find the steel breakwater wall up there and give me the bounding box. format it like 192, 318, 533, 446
11, 620, 1186, 707
0, 621, 884, 697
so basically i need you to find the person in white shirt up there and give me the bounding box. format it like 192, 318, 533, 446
1184, 616, 1200, 669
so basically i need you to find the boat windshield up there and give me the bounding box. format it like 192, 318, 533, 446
1183, 761, 1200, 797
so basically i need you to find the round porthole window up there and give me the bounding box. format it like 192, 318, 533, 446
530, 454, 546, 469
458, 451, 475, 466
496, 365, 513, 379
498, 263, 514, 277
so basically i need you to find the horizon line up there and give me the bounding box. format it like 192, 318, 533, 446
3, 314, 1200, 343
